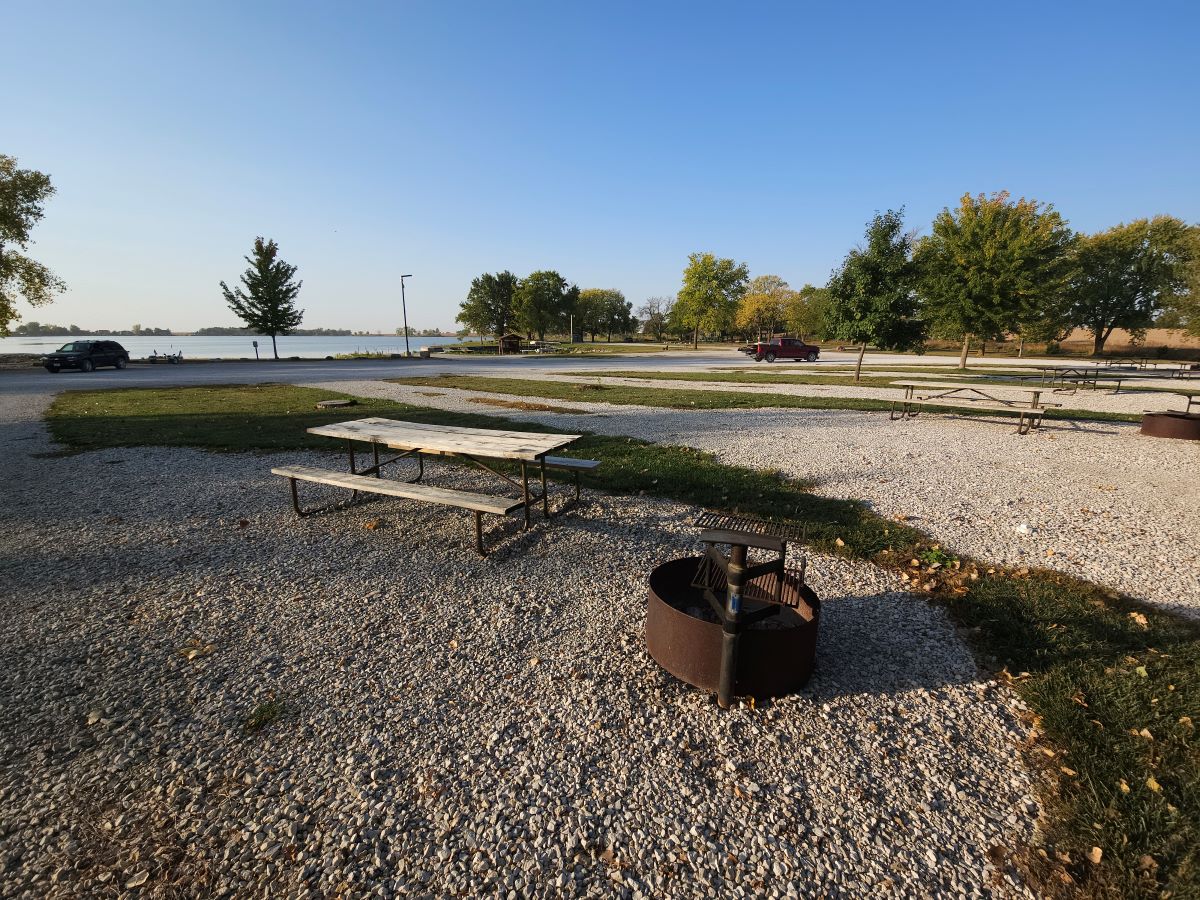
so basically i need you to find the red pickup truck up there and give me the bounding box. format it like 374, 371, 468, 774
739, 337, 821, 363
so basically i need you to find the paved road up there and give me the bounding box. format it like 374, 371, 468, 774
0, 351, 836, 395
0, 348, 1076, 397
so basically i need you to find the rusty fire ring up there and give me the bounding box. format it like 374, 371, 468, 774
646, 556, 820, 699
1141, 412, 1200, 440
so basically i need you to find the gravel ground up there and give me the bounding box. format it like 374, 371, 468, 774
1, 391, 1039, 898
322, 380, 1200, 617
501, 371, 1195, 416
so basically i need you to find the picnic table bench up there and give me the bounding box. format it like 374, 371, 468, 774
270, 418, 600, 555
889, 381, 1058, 435
1143, 388, 1200, 415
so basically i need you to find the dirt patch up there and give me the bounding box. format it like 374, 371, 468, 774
0, 354, 41, 370
466, 397, 590, 415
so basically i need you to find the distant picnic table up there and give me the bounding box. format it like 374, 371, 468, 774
271, 418, 599, 554
890, 380, 1058, 435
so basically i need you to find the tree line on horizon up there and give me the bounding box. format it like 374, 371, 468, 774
454, 195, 1198, 366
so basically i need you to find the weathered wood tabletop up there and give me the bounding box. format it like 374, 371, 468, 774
307, 417, 580, 461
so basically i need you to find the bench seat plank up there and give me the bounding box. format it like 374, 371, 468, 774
271, 465, 521, 515
903, 399, 1043, 417
543, 456, 601, 470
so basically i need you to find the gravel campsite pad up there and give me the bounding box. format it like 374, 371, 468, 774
328, 379, 1200, 619
0, 394, 1038, 898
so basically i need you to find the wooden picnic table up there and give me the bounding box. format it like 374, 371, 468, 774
1031, 365, 1138, 393
1150, 388, 1200, 414
272, 417, 595, 554
891, 380, 1059, 409
889, 381, 1059, 434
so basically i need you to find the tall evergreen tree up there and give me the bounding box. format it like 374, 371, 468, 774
220, 237, 304, 360
825, 209, 924, 381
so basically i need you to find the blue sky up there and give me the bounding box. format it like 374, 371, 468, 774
5, 0, 1198, 331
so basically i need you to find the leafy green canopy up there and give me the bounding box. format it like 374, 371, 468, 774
672, 252, 749, 346
917, 192, 1074, 343
576, 288, 634, 341
457, 271, 519, 340
824, 209, 924, 350
219, 237, 304, 359
0, 154, 67, 335
515, 270, 578, 341
1066, 216, 1197, 353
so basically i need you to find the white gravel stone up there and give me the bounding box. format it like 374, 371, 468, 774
323, 378, 1200, 617
0, 389, 1040, 897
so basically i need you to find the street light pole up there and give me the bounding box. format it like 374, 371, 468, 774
400, 274, 413, 358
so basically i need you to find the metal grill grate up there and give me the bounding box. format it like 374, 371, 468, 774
693, 512, 807, 543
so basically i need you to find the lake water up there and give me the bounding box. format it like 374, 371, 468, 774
0, 334, 476, 359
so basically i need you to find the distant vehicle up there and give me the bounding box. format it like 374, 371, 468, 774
148, 349, 183, 364
739, 337, 821, 363
41, 340, 130, 373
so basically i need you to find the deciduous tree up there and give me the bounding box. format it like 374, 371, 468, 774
1065, 216, 1196, 354
576, 288, 609, 341
825, 209, 924, 380
786, 284, 831, 341
735, 275, 793, 340
674, 253, 749, 348
917, 192, 1073, 368
0, 155, 66, 335
220, 237, 304, 359
515, 270, 578, 341
637, 296, 673, 341
456, 271, 519, 347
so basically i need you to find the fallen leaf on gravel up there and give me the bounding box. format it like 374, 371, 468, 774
834, 537, 845, 547
1138, 855, 1158, 872
1087, 847, 1102, 864
1180, 716, 1194, 729
1045, 549, 1055, 557
1146, 776, 1162, 792
126, 871, 149, 888
1129, 612, 1149, 628
1136, 666, 1148, 678
529, 657, 540, 667
1060, 766, 1078, 777
1119, 779, 1130, 793
364, 519, 384, 530
448, 640, 458, 651
1139, 728, 1153, 740
600, 847, 615, 865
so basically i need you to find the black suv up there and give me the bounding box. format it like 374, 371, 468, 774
41, 340, 131, 373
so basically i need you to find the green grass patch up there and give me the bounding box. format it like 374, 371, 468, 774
387, 374, 1142, 424
45, 384, 533, 453
243, 697, 287, 733
44, 384, 1198, 896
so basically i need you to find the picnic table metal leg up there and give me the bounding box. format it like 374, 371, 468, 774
474, 511, 484, 555
521, 461, 531, 529
289, 478, 305, 515
541, 459, 549, 519
347, 440, 358, 501
372, 444, 380, 477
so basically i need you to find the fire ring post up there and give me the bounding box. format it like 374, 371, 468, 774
718, 544, 747, 708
